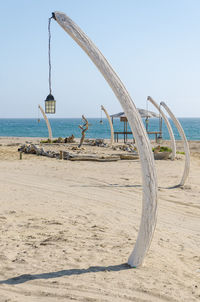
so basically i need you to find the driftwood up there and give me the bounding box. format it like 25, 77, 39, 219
18, 144, 59, 158
78, 115, 89, 148
53, 11, 158, 267
112, 144, 136, 152
160, 101, 190, 186
85, 139, 108, 147
54, 137, 63, 143
40, 135, 75, 144
66, 153, 139, 161
64, 134, 75, 143
68, 154, 120, 162
119, 154, 139, 160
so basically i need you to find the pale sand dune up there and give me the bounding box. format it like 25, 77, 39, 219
0, 138, 199, 301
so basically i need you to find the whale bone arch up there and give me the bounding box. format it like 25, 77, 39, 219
147, 96, 176, 160
101, 105, 114, 146
53, 11, 158, 267
38, 105, 53, 141
160, 102, 190, 186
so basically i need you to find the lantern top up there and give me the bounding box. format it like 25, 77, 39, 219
45, 94, 55, 101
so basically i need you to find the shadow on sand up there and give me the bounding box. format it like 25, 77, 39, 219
0, 263, 132, 285
69, 184, 142, 188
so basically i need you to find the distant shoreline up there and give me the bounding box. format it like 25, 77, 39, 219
0, 137, 200, 154
0, 136, 199, 142
0, 117, 200, 119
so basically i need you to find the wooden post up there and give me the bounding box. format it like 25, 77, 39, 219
59, 151, 63, 160
19, 152, 22, 160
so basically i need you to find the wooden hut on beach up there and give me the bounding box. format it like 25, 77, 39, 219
110, 109, 162, 143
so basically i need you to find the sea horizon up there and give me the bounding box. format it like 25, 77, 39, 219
0, 117, 200, 141
0, 116, 200, 119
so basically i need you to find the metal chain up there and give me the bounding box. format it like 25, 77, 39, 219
146, 98, 148, 114
48, 17, 53, 95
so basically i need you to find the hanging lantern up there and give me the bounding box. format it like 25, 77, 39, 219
45, 94, 56, 114
45, 16, 56, 114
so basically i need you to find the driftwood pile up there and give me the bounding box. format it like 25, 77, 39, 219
18, 143, 170, 161
112, 143, 137, 153
18, 144, 139, 162
85, 140, 137, 151
85, 139, 108, 147
18, 144, 60, 158
40, 135, 75, 144
55, 135, 75, 143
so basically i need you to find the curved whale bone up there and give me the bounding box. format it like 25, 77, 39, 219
101, 105, 114, 146
147, 96, 176, 160
38, 105, 53, 141
53, 11, 158, 267
160, 101, 190, 186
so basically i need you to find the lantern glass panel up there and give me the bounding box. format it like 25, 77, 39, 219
45, 100, 56, 114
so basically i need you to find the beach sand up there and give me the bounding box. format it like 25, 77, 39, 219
0, 137, 199, 301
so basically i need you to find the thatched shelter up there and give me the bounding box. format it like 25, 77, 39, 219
110, 108, 162, 143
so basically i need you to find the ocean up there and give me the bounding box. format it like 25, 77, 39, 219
0, 118, 199, 140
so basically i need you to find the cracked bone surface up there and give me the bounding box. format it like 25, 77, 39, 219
101, 105, 114, 146
160, 101, 190, 186
147, 96, 176, 160
53, 11, 158, 267
38, 105, 53, 141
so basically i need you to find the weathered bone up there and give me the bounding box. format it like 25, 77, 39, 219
160, 102, 190, 186
53, 11, 158, 267
101, 105, 114, 146
38, 105, 53, 141
147, 96, 176, 160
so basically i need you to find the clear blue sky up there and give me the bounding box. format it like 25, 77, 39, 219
0, 0, 200, 118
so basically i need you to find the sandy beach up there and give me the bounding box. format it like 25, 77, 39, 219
0, 137, 199, 301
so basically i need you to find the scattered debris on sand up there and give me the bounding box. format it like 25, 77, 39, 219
18, 143, 139, 162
